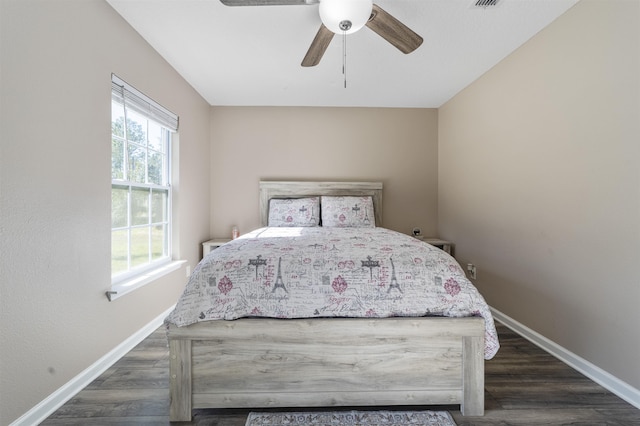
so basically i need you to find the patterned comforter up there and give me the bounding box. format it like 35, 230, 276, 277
165, 227, 500, 359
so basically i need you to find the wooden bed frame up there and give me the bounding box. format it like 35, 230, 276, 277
167, 181, 485, 421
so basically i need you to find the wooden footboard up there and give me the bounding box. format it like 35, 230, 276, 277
168, 317, 485, 421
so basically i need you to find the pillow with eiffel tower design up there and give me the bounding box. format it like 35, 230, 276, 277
268, 197, 320, 227
321, 196, 375, 228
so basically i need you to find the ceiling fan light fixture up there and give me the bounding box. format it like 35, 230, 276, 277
319, 0, 373, 35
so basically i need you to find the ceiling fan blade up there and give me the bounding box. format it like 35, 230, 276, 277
220, 0, 317, 6
301, 24, 334, 67
366, 3, 423, 54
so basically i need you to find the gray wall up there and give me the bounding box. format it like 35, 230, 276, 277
209, 106, 439, 238
0, 1, 211, 423
439, 0, 640, 391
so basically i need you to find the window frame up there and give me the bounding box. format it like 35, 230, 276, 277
109, 74, 181, 300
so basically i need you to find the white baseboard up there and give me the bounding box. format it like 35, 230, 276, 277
10, 305, 175, 426
491, 307, 640, 410
12, 305, 639, 425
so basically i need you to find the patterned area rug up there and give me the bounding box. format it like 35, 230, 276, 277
245, 410, 456, 426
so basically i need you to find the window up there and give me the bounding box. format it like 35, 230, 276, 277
111, 75, 178, 287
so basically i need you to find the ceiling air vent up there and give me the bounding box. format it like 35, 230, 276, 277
474, 0, 500, 8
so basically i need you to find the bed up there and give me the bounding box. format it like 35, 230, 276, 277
166, 181, 499, 421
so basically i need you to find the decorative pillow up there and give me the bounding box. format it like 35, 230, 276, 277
268, 197, 320, 227
321, 196, 376, 228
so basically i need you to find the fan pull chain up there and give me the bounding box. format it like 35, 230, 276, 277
342, 31, 347, 88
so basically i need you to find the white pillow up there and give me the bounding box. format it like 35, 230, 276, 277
268, 197, 320, 227
321, 196, 375, 228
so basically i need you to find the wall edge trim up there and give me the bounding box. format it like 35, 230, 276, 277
9, 305, 176, 426
11, 305, 639, 424
491, 307, 640, 410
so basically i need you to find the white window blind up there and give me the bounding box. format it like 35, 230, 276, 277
111, 74, 178, 131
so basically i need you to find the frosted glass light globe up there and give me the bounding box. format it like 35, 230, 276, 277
319, 0, 373, 35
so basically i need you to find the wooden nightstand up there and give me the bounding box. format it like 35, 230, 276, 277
202, 238, 231, 258
424, 238, 452, 255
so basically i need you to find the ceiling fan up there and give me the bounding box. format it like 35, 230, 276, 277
219, 0, 423, 67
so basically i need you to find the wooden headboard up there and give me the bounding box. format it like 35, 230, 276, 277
259, 181, 383, 227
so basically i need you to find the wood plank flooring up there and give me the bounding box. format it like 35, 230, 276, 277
42, 322, 640, 425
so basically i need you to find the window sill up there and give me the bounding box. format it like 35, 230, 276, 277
106, 260, 186, 301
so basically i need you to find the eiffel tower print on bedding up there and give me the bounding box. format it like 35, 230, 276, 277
165, 226, 499, 360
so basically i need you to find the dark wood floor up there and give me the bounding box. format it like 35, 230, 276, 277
42, 322, 640, 425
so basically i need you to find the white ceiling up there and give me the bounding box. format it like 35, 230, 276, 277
106, 0, 579, 108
